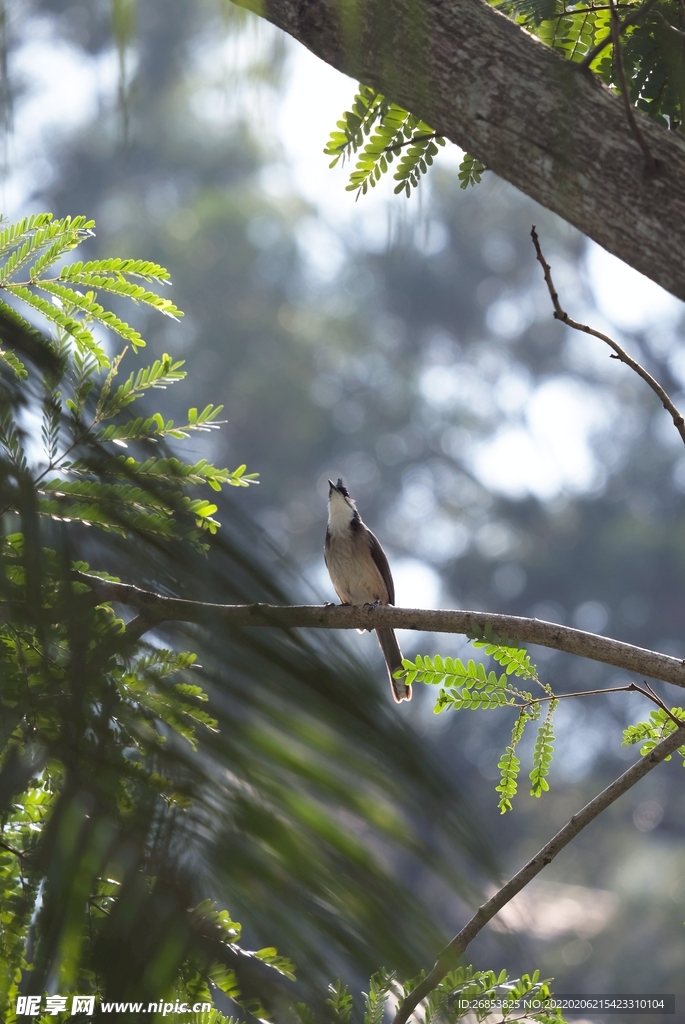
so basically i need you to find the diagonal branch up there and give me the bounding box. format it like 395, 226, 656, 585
230, 0, 685, 301
531, 226, 685, 446
391, 719, 685, 1024
73, 572, 685, 690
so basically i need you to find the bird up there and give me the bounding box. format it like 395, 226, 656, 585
324, 478, 411, 703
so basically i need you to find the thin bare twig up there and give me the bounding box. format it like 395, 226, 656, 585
531, 226, 685, 445
391, 720, 685, 1024
609, 0, 659, 171
516, 679, 684, 726
73, 571, 685, 691
580, 0, 658, 67
638, 678, 684, 726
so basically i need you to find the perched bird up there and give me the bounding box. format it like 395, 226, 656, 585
324, 478, 411, 703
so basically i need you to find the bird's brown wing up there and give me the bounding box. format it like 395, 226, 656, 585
367, 529, 395, 605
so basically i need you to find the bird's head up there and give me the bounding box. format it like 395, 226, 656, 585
327, 478, 358, 526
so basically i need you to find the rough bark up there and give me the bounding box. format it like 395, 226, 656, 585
75, 573, 685, 690
231, 0, 685, 301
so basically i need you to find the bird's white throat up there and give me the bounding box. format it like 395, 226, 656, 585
327, 491, 356, 535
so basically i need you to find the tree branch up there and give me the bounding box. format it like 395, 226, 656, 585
531, 226, 685, 446
391, 719, 685, 1024
517, 680, 685, 727
74, 572, 685, 691
230, 0, 685, 301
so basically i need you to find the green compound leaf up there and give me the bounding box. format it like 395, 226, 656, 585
496, 709, 532, 814
400, 653, 512, 713
392, 130, 445, 199
97, 353, 187, 419
530, 699, 559, 797
326, 981, 353, 1024
0, 214, 94, 283
422, 965, 563, 1023
0, 212, 55, 261
253, 947, 297, 981
55, 272, 182, 319
458, 152, 487, 189
67, 455, 257, 491
59, 257, 172, 284
326, 84, 445, 199
492, 0, 685, 131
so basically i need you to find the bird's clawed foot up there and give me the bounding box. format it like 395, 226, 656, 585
361, 599, 380, 632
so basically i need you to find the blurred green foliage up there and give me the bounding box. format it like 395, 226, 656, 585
0, 212, 493, 1020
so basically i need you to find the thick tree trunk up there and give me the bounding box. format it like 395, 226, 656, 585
232, 0, 685, 301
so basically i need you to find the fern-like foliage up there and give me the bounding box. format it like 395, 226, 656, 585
495, 0, 604, 61
0, 213, 256, 552
364, 969, 396, 1024
0, 213, 183, 368
324, 84, 446, 198
326, 981, 353, 1024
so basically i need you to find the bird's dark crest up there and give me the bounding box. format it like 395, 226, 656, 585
335, 478, 350, 497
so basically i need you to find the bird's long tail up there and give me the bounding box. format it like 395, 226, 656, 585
375, 628, 412, 702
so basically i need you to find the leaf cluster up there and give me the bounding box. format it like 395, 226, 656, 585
0, 213, 256, 552
493, 0, 685, 128
294, 964, 566, 1024
324, 84, 452, 198
401, 625, 561, 812
623, 705, 685, 761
